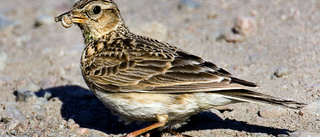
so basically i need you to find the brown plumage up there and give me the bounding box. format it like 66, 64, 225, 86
55, 0, 305, 136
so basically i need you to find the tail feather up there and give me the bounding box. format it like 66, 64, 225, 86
230, 77, 258, 87
215, 89, 306, 109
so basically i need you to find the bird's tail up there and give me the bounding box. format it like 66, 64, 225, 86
215, 89, 306, 109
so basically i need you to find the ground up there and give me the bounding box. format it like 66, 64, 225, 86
0, 0, 319, 137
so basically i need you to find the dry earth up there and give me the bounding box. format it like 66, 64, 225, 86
0, 0, 319, 137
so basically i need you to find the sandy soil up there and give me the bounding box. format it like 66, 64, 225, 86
0, 0, 319, 136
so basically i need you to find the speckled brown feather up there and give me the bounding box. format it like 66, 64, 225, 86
80, 30, 257, 93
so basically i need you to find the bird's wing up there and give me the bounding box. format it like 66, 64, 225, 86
129, 50, 257, 93
83, 36, 256, 93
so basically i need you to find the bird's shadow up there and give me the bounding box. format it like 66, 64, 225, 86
29, 85, 291, 136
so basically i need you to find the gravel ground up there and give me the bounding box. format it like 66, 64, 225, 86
0, 0, 320, 136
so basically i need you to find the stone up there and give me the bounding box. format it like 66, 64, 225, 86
44, 92, 52, 100
3, 105, 26, 123
16, 89, 37, 102
233, 16, 257, 36
223, 16, 257, 43
223, 30, 245, 43
36, 97, 48, 106
67, 119, 80, 130
274, 67, 291, 78
77, 128, 89, 134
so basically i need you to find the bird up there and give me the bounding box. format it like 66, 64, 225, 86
55, 0, 305, 136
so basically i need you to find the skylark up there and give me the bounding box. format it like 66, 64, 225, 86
55, 0, 305, 136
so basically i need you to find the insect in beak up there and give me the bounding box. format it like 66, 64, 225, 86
55, 10, 87, 28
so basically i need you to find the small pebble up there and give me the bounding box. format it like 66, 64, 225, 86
235, 131, 247, 137
62, 119, 67, 125
178, 0, 201, 10
67, 119, 76, 124
16, 89, 36, 102
223, 16, 257, 43
274, 67, 291, 78
44, 92, 52, 100
233, 16, 257, 36
77, 128, 89, 134
67, 119, 80, 130
36, 97, 49, 106
223, 30, 245, 43
59, 124, 65, 129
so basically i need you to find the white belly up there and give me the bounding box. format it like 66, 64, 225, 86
93, 91, 235, 128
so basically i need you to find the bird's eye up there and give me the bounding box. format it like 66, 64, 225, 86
92, 6, 101, 15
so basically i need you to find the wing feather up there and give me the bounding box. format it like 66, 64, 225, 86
82, 36, 256, 93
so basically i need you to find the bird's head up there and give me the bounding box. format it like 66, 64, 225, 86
55, 0, 127, 43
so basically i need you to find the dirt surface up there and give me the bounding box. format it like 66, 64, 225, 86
1, 0, 320, 136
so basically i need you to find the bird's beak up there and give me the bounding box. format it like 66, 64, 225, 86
55, 10, 87, 28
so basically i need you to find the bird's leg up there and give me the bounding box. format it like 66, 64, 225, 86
126, 114, 168, 137
167, 129, 192, 137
